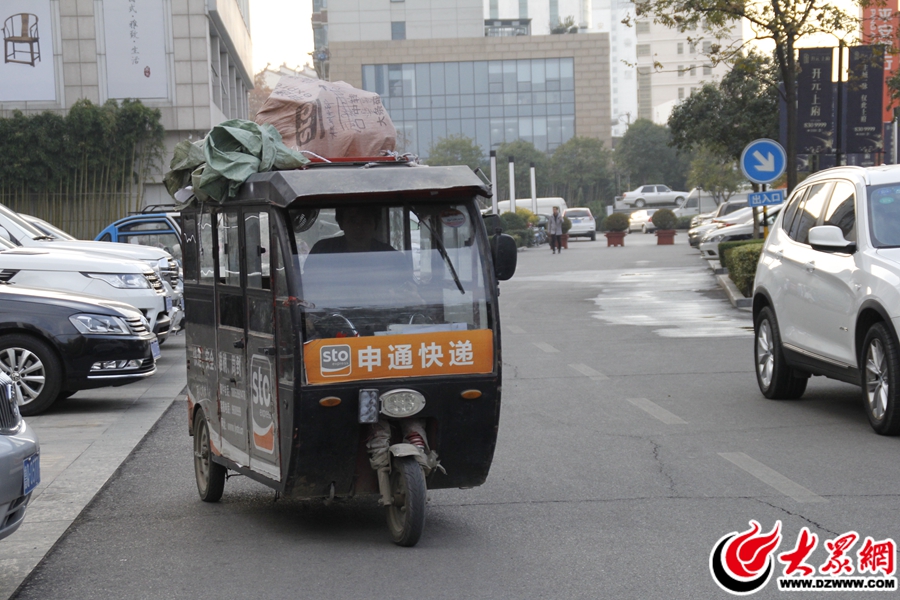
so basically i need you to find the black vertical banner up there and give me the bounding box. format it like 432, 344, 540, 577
797, 48, 835, 154
846, 45, 884, 154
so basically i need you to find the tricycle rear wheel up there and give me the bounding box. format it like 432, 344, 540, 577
193, 410, 226, 502
386, 456, 426, 547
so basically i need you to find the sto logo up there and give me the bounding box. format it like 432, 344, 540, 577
710, 520, 782, 595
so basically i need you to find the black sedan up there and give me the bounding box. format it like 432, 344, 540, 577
0, 285, 159, 415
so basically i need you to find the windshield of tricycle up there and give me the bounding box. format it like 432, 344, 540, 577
290, 200, 494, 384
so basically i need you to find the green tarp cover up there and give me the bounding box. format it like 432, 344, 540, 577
164, 119, 309, 203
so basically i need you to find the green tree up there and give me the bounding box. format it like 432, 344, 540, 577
548, 136, 615, 209
426, 134, 486, 172
494, 139, 551, 202
668, 52, 779, 162
634, 0, 859, 193
687, 146, 745, 204
615, 119, 691, 190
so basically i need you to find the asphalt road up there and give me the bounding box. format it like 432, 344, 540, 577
11, 234, 900, 600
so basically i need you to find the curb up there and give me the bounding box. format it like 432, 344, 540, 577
704, 258, 752, 311
716, 273, 752, 311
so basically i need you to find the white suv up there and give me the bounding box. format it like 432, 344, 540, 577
752, 165, 900, 435
563, 208, 596, 241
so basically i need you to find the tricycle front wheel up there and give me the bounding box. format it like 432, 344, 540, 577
386, 456, 426, 547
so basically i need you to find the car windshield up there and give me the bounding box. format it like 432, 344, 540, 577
290, 201, 490, 340
867, 184, 900, 247
566, 209, 591, 218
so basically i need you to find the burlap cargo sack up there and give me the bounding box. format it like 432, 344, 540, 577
255, 76, 396, 158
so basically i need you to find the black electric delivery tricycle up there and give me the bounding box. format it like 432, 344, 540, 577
182, 157, 517, 546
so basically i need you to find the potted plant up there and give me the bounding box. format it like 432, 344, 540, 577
561, 216, 572, 249
604, 212, 629, 247
651, 209, 677, 245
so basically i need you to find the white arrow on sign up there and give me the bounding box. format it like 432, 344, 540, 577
753, 150, 775, 172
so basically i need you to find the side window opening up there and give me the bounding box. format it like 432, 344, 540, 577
823, 181, 856, 242
790, 182, 832, 244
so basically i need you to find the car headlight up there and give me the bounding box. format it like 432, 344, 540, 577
83, 272, 151, 289
70, 314, 131, 335
380, 389, 426, 418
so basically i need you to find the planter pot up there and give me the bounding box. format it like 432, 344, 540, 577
604, 231, 626, 247
656, 229, 676, 245
561, 233, 569, 249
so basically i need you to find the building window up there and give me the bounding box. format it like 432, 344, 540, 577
636, 21, 650, 34
703, 41, 712, 53
519, 0, 528, 18
703, 64, 712, 75
677, 65, 684, 78
678, 87, 684, 100
690, 65, 696, 77
391, 21, 406, 40
623, 69, 632, 80
677, 42, 683, 54
689, 42, 696, 54
636, 44, 651, 57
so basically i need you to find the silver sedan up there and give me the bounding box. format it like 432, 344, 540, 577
0, 372, 39, 542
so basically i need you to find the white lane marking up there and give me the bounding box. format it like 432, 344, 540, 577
719, 452, 827, 503
532, 342, 559, 353
568, 363, 609, 380
626, 398, 687, 425
507, 325, 526, 334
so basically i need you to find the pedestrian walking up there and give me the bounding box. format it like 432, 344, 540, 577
548, 206, 564, 254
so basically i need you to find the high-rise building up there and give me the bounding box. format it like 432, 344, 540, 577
0, 0, 253, 205
317, 0, 611, 158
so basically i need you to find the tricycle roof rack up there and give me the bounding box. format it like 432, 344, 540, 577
234, 163, 490, 208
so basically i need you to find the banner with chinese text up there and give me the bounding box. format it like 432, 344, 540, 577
797, 48, 835, 154
303, 330, 494, 385
846, 46, 885, 154
103, 0, 168, 99
862, 0, 899, 123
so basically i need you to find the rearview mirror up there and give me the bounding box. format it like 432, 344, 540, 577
491, 233, 517, 281
809, 225, 856, 253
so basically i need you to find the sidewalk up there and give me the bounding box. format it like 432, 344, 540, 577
0, 336, 187, 599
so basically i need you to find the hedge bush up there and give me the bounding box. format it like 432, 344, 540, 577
605, 212, 629, 232
728, 243, 764, 297
675, 216, 692, 230
651, 208, 677, 230
500, 211, 527, 231
719, 238, 764, 273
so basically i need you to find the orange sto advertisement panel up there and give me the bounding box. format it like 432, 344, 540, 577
303, 329, 494, 385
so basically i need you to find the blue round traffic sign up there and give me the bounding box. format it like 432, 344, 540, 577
740, 139, 786, 185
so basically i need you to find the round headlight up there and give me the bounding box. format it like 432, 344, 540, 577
380, 389, 426, 418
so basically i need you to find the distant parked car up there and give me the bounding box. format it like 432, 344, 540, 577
0, 370, 39, 542
628, 209, 657, 233
698, 203, 784, 259
564, 208, 596, 240
95, 208, 183, 266
621, 185, 688, 208
0, 284, 159, 415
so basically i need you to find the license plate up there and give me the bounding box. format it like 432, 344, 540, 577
151, 339, 161, 360
165, 297, 173, 312
23, 453, 40, 496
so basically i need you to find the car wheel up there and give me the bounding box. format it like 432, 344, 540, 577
635, 199, 646, 208
193, 409, 226, 502
675, 196, 685, 204
589, 231, 596, 241
754, 307, 808, 400
642, 224, 649, 234
0, 334, 62, 416
861, 323, 900, 435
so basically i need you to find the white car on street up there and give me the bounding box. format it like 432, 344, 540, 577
628, 209, 657, 233
753, 165, 900, 436
699, 203, 784, 259
563, 208, 596, 241
621, 184, 688, 208
0, 237, 170, 338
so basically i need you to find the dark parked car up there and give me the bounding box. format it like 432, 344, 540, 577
0, 370, 39, 541
0, 285, 159, 416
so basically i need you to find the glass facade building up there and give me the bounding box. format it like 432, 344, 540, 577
361, 58, 575, 158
